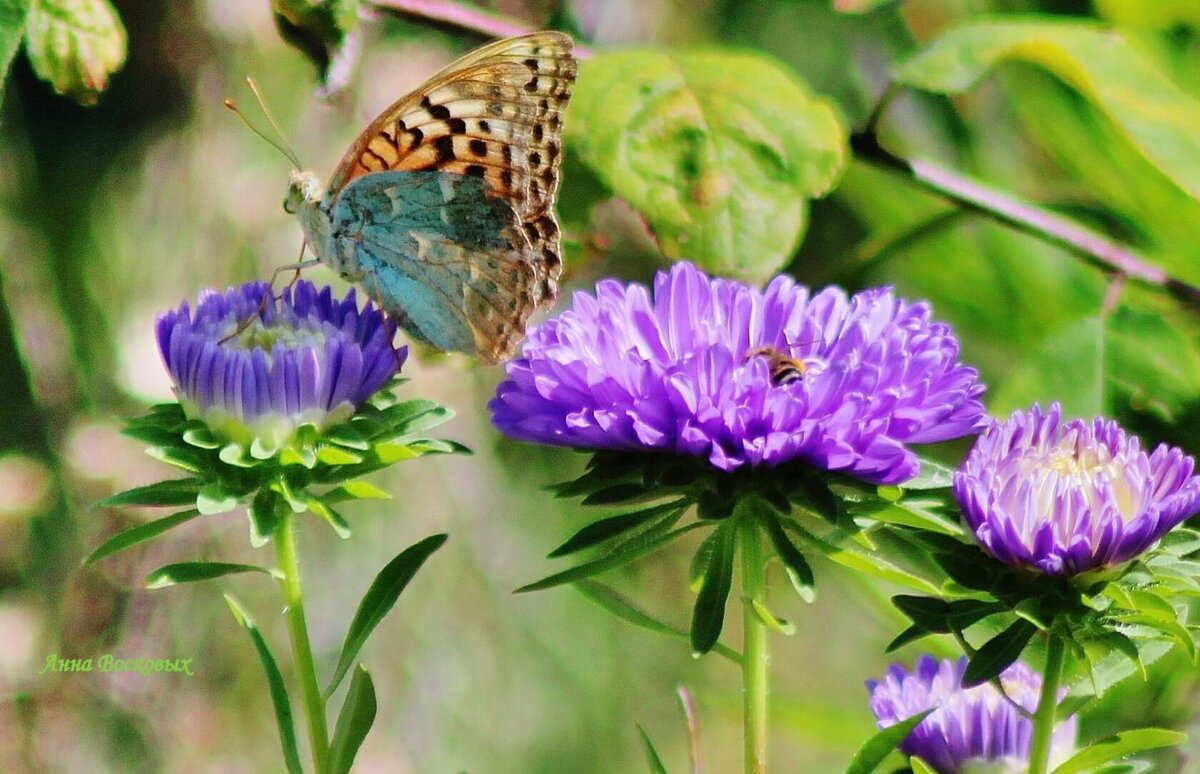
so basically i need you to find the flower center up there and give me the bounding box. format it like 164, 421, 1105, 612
223, 316, 329, 364
1020, 434, 1138, 523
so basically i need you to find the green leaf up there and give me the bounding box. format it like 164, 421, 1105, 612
325, 481, 392, 502
574, 579, 740, 664
224, 595, 303, 774
963, 619, 1037, 687
784, 519, 942, 594
0, 0, 32, 98
248, 488, 283, 547
316, 444, 363, 465
1062, 639, 1172, 711
197, 483, 239, 515
636, 724, 669, 774
328, 664, 377, 774
844, 709, 932, 774
518, 522, 710, 593
549, 501, 688, 557
100, 478, 200, 508
308, 497, 351, 539
761, 509, 815, 602
899, 459, 955, 490
325, 533, 447, 698
145, 562, 275, 589
893, 17, 1200, 200
1051, 728, 1188, 774
1106, 305, 1200, 423
23, 0, 126, 105
567, 48, 848, 281
82, 509, 202, 565
690, 522, 735, 655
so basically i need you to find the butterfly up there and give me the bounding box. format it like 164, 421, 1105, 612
284, 32, 577, 363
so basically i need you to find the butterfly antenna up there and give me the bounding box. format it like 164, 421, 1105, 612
224, 98, 301, 168
245, 77, 302, 169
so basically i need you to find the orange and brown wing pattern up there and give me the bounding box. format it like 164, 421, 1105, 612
327, 32, 576, 305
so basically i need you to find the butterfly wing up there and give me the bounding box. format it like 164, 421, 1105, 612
329, 169, 543, 362
326, 31, 575, 314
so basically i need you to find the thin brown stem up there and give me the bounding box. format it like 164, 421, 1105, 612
365, 0, 594, 57
851, 131, 1200, 309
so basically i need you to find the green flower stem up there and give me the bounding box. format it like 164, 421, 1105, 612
277, 514, 331, 774
739, 517, 769, 774
1027, 632, 1066, 774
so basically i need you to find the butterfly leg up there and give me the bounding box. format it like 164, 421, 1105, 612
217, 248, 323, 345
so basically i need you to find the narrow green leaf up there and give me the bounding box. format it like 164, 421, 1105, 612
567, 49, 848, 281
325, 533, 447, 698
308, 497, 352, 539
325, 423, 369, 450
82, 509, 202, 565
1051, 729, 1188, 774
325, 481, 392, 502
24, 0, 126, 105
224, 595, 303, 774
637, 724, 669, 774
581, 483, 657, 506
963, 619, 1037, 687
316, 444, 364, 465
910, 757, 938, 774
894, 18, 1200, 200
549, 501, 687, 557
100, 478, 200, 508
517, 522, 710, 593
761, 510, 814, 602
1111, 612, 1195, 659
196, 484, 239, 515
248, 488, 282, 547
0, 0, 32, 99
844, 709, 932, 774
749, 598, 795, 635
1062, 639, 1172, 711
900, 459, 955, 490
885, 623, 930, 653
688, 530, 719, 591
690, 522, 735, 655
574, 580, 741, 665
328, 665, 377, 774
145, 562, 275, 589
182, 425, 221, 449
783, 518, 942, 594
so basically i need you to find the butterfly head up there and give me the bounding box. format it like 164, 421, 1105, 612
285, 170, 323, 214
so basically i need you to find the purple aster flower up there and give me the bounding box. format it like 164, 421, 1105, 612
490, 261, 986, 484
156, 280, 402, 451
867, 655, 1076, 773
954, 403, 1200, 577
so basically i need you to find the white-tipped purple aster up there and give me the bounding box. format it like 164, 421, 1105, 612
954, 403, 1200, 577
490, 261, 986, 484
155, 280, 402, 451
868, 655, 1076, 773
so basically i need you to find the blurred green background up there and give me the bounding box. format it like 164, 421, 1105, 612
1, 0, 1199, 771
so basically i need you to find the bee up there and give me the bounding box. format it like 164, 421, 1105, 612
744, 345, 807, 385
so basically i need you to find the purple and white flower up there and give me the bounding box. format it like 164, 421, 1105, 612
156, 280, 401, 451
954, 403, 1200, 576
868, 655, 1076, 773
491, 261, 985, 484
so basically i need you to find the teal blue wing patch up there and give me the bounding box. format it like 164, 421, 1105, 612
329, 170, 544, 362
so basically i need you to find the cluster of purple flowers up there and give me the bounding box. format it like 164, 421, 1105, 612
155, 263, 1200, 773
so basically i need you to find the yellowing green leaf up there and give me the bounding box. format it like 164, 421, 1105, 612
23, 0, 126, 105
893, 17, 1200, 200
0, 0, 32, 99
567, 49, 848, 282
